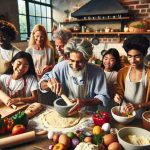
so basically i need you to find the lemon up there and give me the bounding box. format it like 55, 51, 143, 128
93, 125, 103, 135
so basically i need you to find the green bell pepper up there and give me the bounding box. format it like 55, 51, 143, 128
11, 111, 28, 127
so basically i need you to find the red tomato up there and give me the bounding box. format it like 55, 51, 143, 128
12, 124, 26, 135
0, 126, 6, 134
4, 118, 14, 132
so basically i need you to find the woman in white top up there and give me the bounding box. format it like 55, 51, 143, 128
26, 24, 55, 105
101, 48, 121, 99
26, 24, 55, 80
0, 20, 20, 74
0, 51, 38, 106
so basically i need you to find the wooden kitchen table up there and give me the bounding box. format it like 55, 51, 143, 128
1, 117, 144, 150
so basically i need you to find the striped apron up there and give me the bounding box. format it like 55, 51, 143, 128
6, 76, 26, 98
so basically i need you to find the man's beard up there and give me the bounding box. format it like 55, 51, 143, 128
69, 65, 86, 78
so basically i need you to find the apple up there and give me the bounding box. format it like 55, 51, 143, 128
12, 124, 26, 135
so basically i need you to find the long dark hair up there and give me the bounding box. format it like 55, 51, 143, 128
101, 48, 121, 71
5, 51, 36, 78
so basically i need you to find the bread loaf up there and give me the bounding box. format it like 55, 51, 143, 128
25, 103, 43, 118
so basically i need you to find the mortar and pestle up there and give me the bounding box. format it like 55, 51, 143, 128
53, 94, 76, 117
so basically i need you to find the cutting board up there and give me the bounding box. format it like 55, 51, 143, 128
0, 101, 28, 118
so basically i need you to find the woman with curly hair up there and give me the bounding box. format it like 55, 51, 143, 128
0, 20, 20, 74
26, 24, 55, 79
114, 35, 150, 118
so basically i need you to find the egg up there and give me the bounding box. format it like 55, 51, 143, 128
52, 133, 60, 143
58, 134, 70, 147
48, 130, 54, 140
103, 134, 117, 146
84, 136, 92, 143
102, 123, 111, 132
108, 142, 122, 150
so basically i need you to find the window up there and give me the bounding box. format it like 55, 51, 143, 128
18, 0, 52, 41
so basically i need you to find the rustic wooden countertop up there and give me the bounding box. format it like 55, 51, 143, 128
2, 117, 143, 150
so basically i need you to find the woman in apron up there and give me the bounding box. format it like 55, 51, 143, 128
0, 20, 20, 74
26, 24, 55, 105
114, 35, 150, 118
26, 24, 55, 79
0, 51, 38, 106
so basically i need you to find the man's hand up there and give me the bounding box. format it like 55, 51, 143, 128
47, 78, 62, 96
68, 98, 85, 116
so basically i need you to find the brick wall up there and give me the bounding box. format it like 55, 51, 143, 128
99, 0, 150, 43
120, 0, 150, 21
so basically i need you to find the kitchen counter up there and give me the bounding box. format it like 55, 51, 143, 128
1, 116, 143, 150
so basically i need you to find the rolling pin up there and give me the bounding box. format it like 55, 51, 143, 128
0, 130, 48, 149
0, 90, 17, 109
61, 93, 74, 106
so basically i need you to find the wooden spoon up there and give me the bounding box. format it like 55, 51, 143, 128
61, 94, 74, 106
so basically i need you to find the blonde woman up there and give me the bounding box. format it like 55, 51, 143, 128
26, 24, 55, 79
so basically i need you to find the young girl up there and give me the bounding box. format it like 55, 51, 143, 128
114, 35, 150, 118
26, 24, 55, 79
101, 48, 121, 99
0, 20, 20, 74
0, 51, 38, 106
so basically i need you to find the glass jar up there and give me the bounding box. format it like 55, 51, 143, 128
124, 25, 129, 32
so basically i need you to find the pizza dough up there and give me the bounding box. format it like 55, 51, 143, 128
40, 109, 81, 128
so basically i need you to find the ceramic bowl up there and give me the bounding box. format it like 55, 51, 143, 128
117, 127, 150, 150
53, 98, 75, 117
142, 110, 150, 131
111, 106, 136, 124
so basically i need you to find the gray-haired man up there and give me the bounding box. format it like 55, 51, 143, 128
39, 37, 110, 115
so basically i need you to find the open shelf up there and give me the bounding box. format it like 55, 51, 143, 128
60, 17, 131, 24
72, 32, 150, 35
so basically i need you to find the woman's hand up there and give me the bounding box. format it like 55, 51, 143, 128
124, 103, 139, 112
47, 78, 62, 96
7, 98, 21, 106
35, 68, 43, 78
43, 65, 53, 74
114, 94, 122, 104
68, 98, 85, 116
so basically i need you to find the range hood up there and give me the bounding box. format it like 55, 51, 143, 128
71, 0, 129, 18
